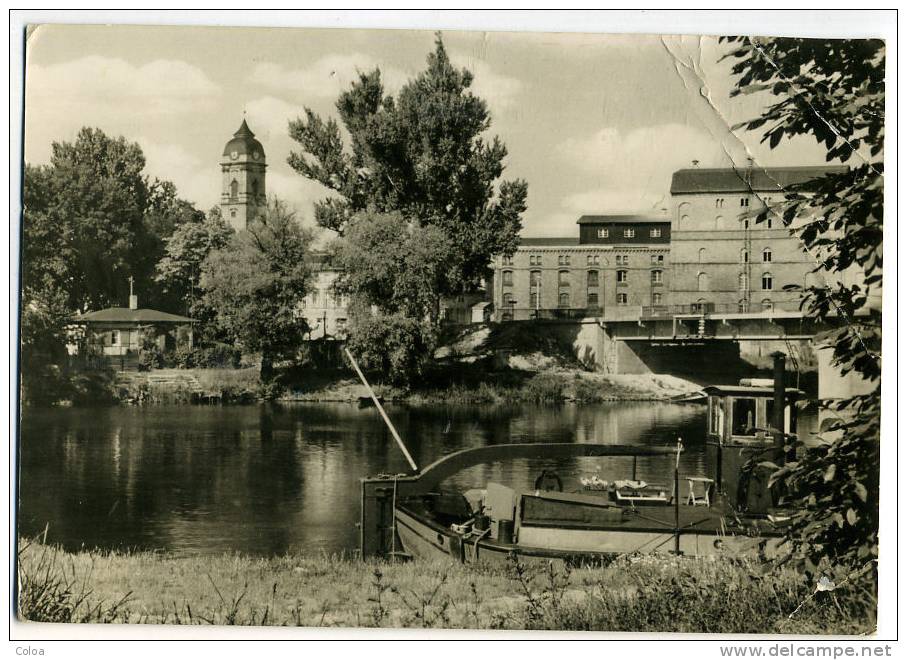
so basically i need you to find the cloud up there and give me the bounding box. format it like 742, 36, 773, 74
545, 123, 735, 223
452, 55, 524, 112
137, 138, 219, 211
24, 56, 222, 165
243, 95, 300, 147
558, 123, 731, 180
27, 56, 220, 115
250, 54, 410, 100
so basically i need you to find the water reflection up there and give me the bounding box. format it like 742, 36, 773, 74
17, 401, 795, 557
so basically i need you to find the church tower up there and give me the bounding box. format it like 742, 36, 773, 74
220, 119, 267, 232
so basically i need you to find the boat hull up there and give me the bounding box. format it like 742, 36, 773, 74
395, 505, 783, 566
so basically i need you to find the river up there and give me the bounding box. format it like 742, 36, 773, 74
18, 401, 733, 557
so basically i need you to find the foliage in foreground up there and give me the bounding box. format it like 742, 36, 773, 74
721, 36, 883, 573
17, 541, 875, 633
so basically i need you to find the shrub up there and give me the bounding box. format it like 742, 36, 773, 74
521, 373, 565, 402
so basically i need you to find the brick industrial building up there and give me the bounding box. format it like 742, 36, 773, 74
491, 164, 842, 323
490, 215, 671, 321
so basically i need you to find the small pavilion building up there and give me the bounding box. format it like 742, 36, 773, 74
69, 294, 194, 369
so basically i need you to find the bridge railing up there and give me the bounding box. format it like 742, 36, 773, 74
497, 307, 603, 321
641, 300, 803, 318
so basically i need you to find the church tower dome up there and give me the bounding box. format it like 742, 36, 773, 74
220, 118, 267, 232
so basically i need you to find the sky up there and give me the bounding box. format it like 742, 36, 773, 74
23, 24, 835, 238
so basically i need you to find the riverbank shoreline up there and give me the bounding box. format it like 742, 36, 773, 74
16, 540, 874, 632
55, 365, 703, 407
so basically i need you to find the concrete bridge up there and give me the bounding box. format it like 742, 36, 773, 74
494, 301, 820, 389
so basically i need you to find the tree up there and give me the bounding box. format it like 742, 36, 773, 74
288, 33, 527, 292
200, 199, 312, 383
20, 128, 204, 399
721, 36, 883, 573
331, 211, 452, 383
21, 127, 201, 312
156, 207, 234, 318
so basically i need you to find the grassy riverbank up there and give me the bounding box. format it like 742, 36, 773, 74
16, 540, 874, 633
281, 367, 699, 405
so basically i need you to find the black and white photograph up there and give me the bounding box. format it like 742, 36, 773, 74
10, 10, 894, 643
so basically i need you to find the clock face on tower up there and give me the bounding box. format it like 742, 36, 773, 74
230, 151, 238, 160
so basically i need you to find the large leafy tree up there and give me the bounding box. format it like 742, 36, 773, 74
287, 33, 527, 292
200, 199, 312, 382
721, 36, 883, 573
20, 128, 201, 399
22, 127, 201, 312
331, 211, 452, 383
156, 206, 234, 319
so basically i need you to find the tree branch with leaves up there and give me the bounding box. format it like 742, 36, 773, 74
721, 35, 883, 573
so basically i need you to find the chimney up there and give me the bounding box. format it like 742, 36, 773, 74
127, 276, 137, 310
691, 159, 699, 168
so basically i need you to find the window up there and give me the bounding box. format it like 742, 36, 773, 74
680, 215, 690, 225
502, 270, 513, 286
587, 292, 599, 307
762, 298, 773, 311
529, 291, 539, 309
597, 228, 609, 238
651, 270, 663, 285
652, 292, 662, 305
616, 254, 629, 266
716, 198, 725, 208
697, 272, 709, 292
766, 217, 773, 229
732, 398, 757, 436
651, 254, 664, 265
616, 293, 628, 306
586, 254, 600, 266
715, 215, 724, 228
762, 273, 773, 290
558, 292, 570, 308
650, 228, 662, 238
230, 179, 238, 198
558, 270, 570, 286
529, 270, 542, 286
762, 248, 772, 263
110, 330, 120, 346
740, 248, 749, 263
502, 255, 513, 266
741, 218, 750, 229
698, 247, 706, 263
558, 254, 571, 266
740, 198, 750, 207
623, 228, 636, 238
616, 269, 628, 284
311, 290, 320, 306
587, 270, 599, 287
738, 273, 748, 291
737, 299, 749, 313
230, 209, 237, 218
531, 254, 543, 266
503, 292, 515, 306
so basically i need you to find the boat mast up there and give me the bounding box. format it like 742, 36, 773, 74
344, 348, 419, 473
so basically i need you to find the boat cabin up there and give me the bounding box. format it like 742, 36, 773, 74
704, 383, 801, 446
